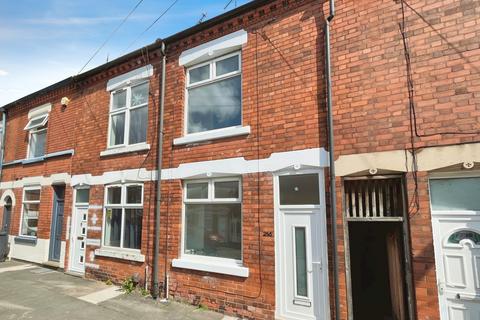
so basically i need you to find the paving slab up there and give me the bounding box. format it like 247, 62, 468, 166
0, 261, 224, 320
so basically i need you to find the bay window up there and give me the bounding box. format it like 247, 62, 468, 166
186, 52, 242, 134
108, 82, 149, 147
21, 187, 41, 237
183, 178, 242, 261
103, 184, 143, 250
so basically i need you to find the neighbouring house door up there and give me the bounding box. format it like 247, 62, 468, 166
49, 187, 65, 262
430, 177, 480, 320
0, 203, 12, 261
275, 172, 330, 320
2, 204, 11, 233
70, 207, 88, 273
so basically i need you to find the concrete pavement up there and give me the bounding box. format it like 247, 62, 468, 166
0, 261, 224, 320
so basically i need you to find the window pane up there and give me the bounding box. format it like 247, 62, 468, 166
185, 204, 241, 260
186, 183, 208, 199
187, 75, 241, 133
76, 189, 90, 204
295, 227, 308, 297
29, 130, 46, 158
112, 90, 127, 110
131, 82, 149, 107
109, 113, 125, 146
126, 185, 142, 204
104, 208, 122, 247
214, 181, 239, 199
123, 209, 142, 249
22, 203, 39, 237
189, 64, 210, 84
128, 106, 147, 144
430, 178, 480, 211
24, 189, 40, 202
216, 55, 239, 76
448, 230, 480, 244
107, 187, 122, 204
279, 174, 320, 205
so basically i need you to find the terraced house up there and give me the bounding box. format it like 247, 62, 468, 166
0, 0, 479, 319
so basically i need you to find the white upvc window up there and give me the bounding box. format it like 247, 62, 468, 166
20, 187, 41, 237
108, 81, 149, 148
103, 184, 143, 250
25, 114, 48, 159
185, 52, 242, 134
182, 178, 242, 262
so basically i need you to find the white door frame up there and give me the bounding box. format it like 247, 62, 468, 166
274, 168, 330, 320
69, 187, 89, 274
429, 172, 480, 320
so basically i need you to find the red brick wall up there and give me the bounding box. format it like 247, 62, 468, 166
330, 0, 480, 319
156, 0, 327, 318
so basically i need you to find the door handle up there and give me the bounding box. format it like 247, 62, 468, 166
312, 261, 322, 270
77, 236, 83, 240
438, 282, 444, 295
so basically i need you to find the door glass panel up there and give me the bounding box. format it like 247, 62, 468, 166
76, 189, 90, 204
448, 230, 480, 244
295, 227, 308, 297
280, 174, 320, 205
430, 178, 480, 211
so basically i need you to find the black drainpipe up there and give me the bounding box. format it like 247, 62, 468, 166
324, 0, 340, 319
153, 42, 166, 299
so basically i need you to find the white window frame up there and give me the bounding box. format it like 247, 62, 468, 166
24, 114, 49, 131
107, 81, 149, 149
25, 114, 48, 159
102, 183, 144, 251
19, 186, 41, 238
181, 177, 243, 265
184, 51, 242, 136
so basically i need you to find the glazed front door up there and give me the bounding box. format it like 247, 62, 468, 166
275, 172, 330, 320
430, 177, 480, 320
70, 207, 87, 273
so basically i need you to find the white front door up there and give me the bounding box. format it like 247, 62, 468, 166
430, 177, 480, 320
275, 172, 330, 320
70, 207, 88, 273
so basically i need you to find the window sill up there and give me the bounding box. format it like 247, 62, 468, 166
100, 143, 150, 157
172, 258, 249, 277
95, 248, 145, 263
173, 126, 251, 146
3, 149, 74, 167
14, 236, 37, 245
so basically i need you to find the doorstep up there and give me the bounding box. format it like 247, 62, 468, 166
42, 260, 61, 269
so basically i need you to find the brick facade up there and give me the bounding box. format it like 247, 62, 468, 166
330, 0, 480, 319
1, 0, 478, 319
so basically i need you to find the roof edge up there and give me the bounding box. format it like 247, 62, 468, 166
1, 0, 275, 110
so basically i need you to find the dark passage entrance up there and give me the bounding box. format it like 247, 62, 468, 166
349, 222, 407, 320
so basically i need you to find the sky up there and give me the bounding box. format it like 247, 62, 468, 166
0, 0, 252, 106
